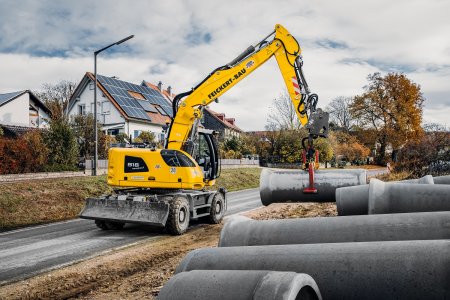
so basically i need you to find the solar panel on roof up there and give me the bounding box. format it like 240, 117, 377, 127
138, 100, 158, 113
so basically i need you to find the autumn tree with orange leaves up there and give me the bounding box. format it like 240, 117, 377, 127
350, 72, 424, 164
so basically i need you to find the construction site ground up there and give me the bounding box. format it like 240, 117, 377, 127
0, 202, 336, 300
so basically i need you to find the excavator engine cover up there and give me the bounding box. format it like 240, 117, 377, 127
80, 197, 170, 227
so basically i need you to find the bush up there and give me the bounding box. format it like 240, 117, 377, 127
0, 131, 48, 174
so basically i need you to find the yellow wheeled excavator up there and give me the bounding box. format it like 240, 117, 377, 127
79, 24, 329, 235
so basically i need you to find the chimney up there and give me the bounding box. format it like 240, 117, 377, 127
216, 113, 225, 121
167, 85, 172, 96
157, 81, 163, 91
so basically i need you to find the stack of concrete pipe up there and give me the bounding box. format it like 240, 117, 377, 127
337, 175, 450, 216
159, 173, 450, 299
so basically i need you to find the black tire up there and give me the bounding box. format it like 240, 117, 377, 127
166, 196, 190, 235
207, 193, 226, 224
95, 220, 125, 230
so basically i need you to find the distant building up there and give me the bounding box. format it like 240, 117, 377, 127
0, 90, 50, 129
201, 108, 242, 140
67, 73, 173, 142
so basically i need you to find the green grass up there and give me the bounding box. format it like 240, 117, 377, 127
0, 168, 261, 230
213, 168, 262, 192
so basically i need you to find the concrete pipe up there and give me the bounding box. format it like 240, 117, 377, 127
157, 270, 322, 300
369, 178, 450, 214
176, 240, 450, 300
337, 175, 434, 216
434, 175, 450, 184
259, 168, 366, 206
218, 211, 450, 247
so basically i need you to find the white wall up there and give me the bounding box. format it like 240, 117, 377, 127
68, 79, 165, 141
0, 93, 29, 126
68, 80, 126, 126
126, 121, 165, 142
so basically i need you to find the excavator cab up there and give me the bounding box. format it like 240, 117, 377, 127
194, 130, 220, 183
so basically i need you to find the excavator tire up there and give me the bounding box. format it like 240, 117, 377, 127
95, 220, 125, 230
207, 192, 225, 224
166, 195, 190, 235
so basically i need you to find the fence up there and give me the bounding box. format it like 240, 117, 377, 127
0, 171, 86, 183
85, 158, 260, 173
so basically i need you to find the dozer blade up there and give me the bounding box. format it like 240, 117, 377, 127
80, 198, 170, 227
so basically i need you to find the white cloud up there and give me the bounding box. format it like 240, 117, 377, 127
0, 0, 449, 130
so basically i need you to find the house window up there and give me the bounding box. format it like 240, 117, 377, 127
159, 133, 165, 142
89, 83, 94, 90
78, 104, 86, 116
133, 130, 142, 138
102, 102, 110, 114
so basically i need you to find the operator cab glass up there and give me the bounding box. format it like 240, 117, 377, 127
194, 133, 220, 181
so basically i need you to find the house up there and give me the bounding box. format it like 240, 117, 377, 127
142, 82, 243, 141
67, 73, 174, 142
0, 90, 50, 129
201, 108, 242, 140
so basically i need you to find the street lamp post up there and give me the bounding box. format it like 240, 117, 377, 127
93, 35, 134, 176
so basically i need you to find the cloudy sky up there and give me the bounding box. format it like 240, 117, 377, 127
0, 0, 449, 130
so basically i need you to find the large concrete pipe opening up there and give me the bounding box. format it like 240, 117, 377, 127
218, 211, 450, 247
369, 179, 450, 214
259, 168, 366, 205
176, 240, 450, 300
337, 175, 435, 216
157, 270, 322, 300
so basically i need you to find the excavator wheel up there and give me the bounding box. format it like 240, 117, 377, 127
166, 195, 190, 235
95, 220, 125, 230
207, 192, 225, 224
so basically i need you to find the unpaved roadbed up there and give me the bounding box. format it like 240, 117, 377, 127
0, 202, 336, 300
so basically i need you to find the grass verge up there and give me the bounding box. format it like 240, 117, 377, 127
0, 168, 261, 230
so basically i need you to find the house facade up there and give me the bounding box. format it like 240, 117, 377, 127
0, 90, 50, 128
201, 108, 242, 140
67, 73, 173, 142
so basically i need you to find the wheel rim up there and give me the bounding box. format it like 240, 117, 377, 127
215, 201, 222, 214
179, 207, 186, 223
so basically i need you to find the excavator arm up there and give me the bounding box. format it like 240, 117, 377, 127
167, 24, 328, 154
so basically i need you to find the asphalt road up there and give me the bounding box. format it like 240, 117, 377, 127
0, 188, 262, 285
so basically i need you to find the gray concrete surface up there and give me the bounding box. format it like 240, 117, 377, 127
176, 240, 450, 300
434, 175, 450, 184
369, 178, 450, 214
0, 188, 262, 285
259, 168, 366, 205
219, 211, 450, 247
158, 270, 321, 300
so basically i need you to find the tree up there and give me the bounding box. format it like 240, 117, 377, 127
44, 118, 79, 171
71, 114, 108, 159
396, 123, 450, 176
35, 80, 77, 121
329, 131, 370, 164
134, 131, 156, 144
267, 90, 301, 130
326, 96, 354, 132
350, 72, 424, 164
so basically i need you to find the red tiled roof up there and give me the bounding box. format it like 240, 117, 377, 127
205, 107, 242, 132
